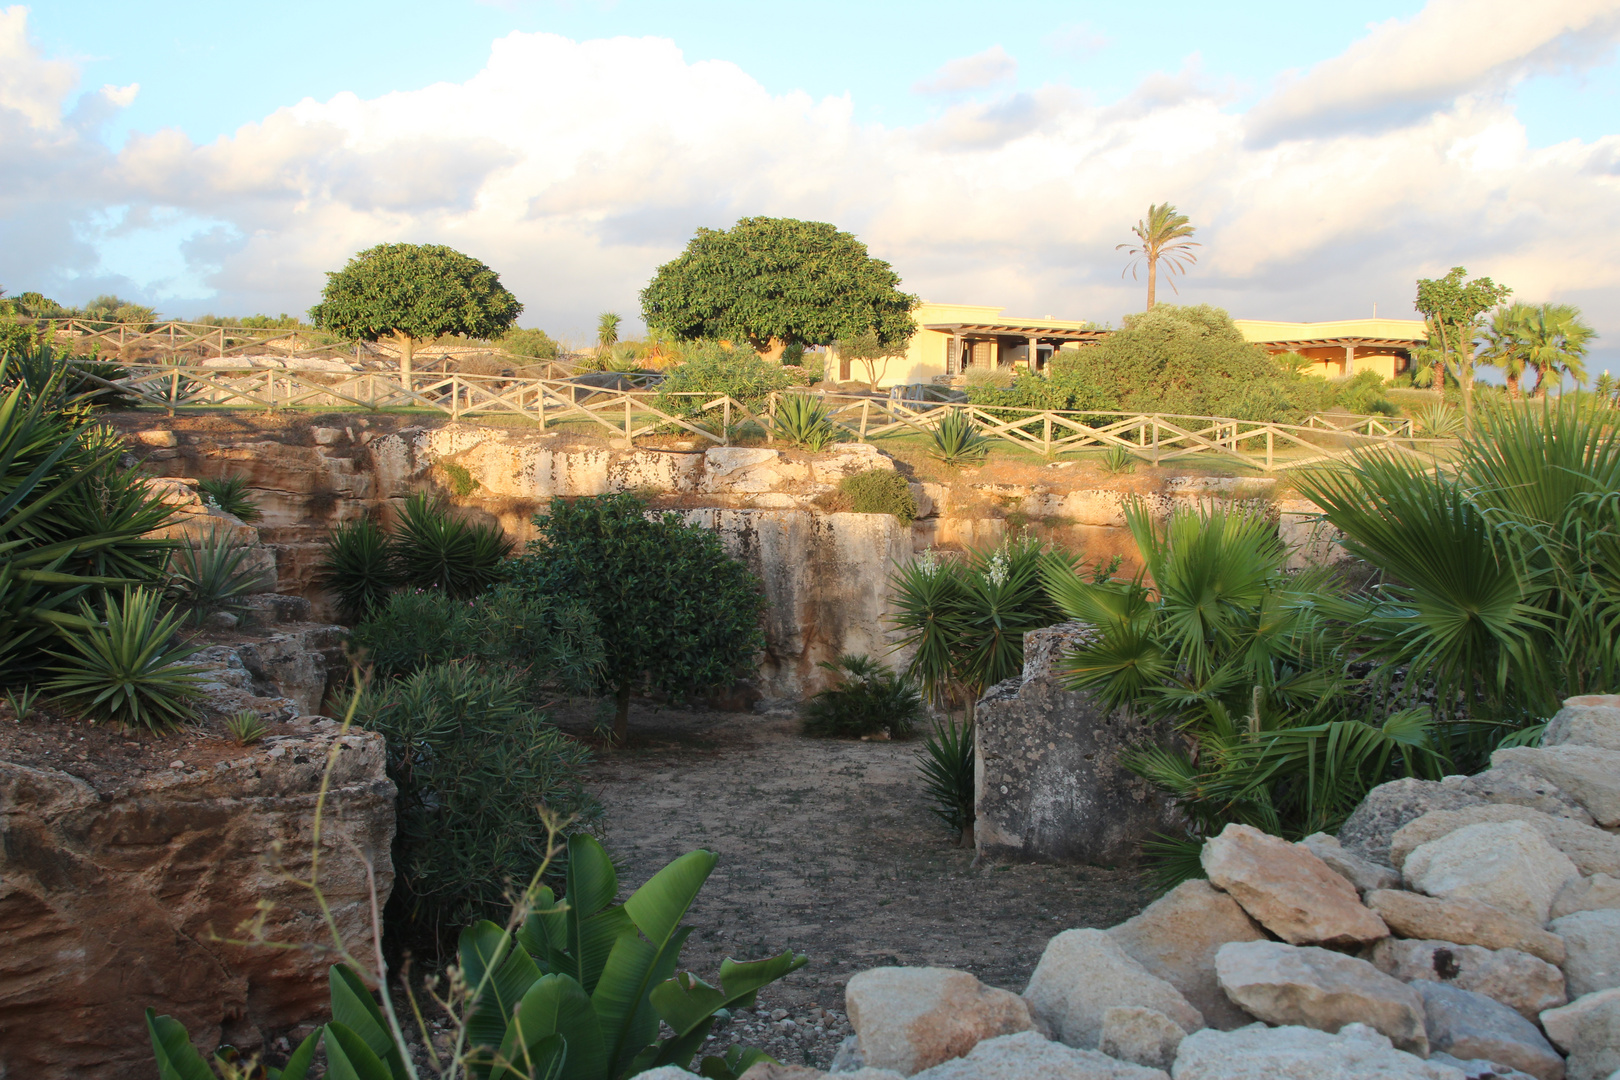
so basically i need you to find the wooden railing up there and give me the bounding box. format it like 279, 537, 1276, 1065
85, 363, 1447, 470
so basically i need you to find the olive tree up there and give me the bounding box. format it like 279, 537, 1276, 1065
640, 217, 917, 359
508, 492, 767, 743
309, 243, 522, 383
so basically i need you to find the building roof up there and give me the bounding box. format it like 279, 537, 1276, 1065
1234, 318, 1428, 347
923, 322, 1109, 342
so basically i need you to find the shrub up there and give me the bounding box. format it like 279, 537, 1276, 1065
962, 366, 1014, 390
653, 339, 793, 417
499, 326, 561, 360
394, 493, 514, 599
196, 474, 264, 522
166, 529, 272, 625
801, 654, 922, 739
45, 587, 206, 731
917, 718, 976, 846
513, 492, 766, 742
439, 460, 479, 497
928, 411, 991, 467
839, 468, 917, 524
1329, 370, 1397, 417
355, 661, 597, 939
315, 517, 400, 622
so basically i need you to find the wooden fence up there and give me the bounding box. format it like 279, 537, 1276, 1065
84, 363, 1448, 472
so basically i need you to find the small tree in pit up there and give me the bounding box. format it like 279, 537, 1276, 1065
1414, 266, 1512, 425
838, 328, 906, 390
310, 243, 522, 385
509, 492, 767, 743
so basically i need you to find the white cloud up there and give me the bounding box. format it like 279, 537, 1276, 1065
913, 45, 1019, 95
1248, 0, 1620, 144
0, 5, 1617, 362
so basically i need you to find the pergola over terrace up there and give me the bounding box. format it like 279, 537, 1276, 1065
924, 320, 1111, 376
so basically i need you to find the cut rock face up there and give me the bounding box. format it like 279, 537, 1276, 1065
1540, 987, 1620, 1080
1021, 928, 1204, 1049
1550, 910, 1620, 999
1389, 805, 1620, 879
1414, 982, 1565, 1080
1172, 1023, 1463, 1080
1097, 1007, 1185, 1071
1200, 823, 1389, 946
1106, 879, 1267, 1031
1301, 832, 1402, 893
1214, 940, 1429, 1054
1364, 890, 1567, 966
909, 1030, 1169, 1080
843, 967, 1032, 1076
1367, 938, 1568, 1021
1403, 820, 1581, 925
1492, 746, 1620, 827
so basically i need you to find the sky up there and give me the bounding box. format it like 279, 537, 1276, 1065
5, 0, 1620, 372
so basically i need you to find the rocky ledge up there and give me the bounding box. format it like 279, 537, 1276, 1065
705, 694, 1620, 1080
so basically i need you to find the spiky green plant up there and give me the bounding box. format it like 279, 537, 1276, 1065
225, 710, 268, 745
1100, 444, 1137, 474
772, 393, 839, 451
801, 653, 922, 739
928, 410, 991, 466
5, 685, 41, 720
315, 517, 400, 622
44, 586, 206, 730
393, 492, 514, 599
917, 717, 976, 846
1413, 401, 1464, 438
196, 474, 264, 522
167, 527, 273, 625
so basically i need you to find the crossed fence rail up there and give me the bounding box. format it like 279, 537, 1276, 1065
84, 363, 1449, 472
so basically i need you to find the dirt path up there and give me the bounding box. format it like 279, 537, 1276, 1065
550, 701, 1159, 1066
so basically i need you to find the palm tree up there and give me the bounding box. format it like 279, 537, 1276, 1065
1520, 303, 1594, 397
1117, 203, 1200, 310
596, 312, 622, 352
1478, 306, 1529, 399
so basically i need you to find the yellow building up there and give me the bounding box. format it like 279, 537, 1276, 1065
830, 302, 1105, 388
1233, 318, 1428, 380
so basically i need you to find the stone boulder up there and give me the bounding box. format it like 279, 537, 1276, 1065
1214, 940, 1429, 1054
1339, 778, 1490, 866
1364, 890, 1567, 965
909, 1031, 1168, 1080
1492, 747, 1620, 827
974, 624, 1183, 866
742, 1066, 901, 1080
1544, 696, 1620, 752
0, 719, 395, 1080
1022, 928, 1204, 1049
1452, 765, 1597, 826
1367, 938, 1567, 1020
1107, 879, 1266, 1031
1201, 823, 1389, 946
1390, 806, 1620, 879
1415, 983, 1565, 1080
843, 967, 1033, 1076
1098, 1007, 1185, 1071
1540, 988, 1620, 1080
1550, 910, 1620, 998
1428, 1054, 1541, 1080
1554, 875, 1620, 920
1301, 832, 1402, 893
1171, 1023, 1465, 1080
1403, 821, 1580, 925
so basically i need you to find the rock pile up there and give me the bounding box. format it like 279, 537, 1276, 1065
746, 694, 1620, 1080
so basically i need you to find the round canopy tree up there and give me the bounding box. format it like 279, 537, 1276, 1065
640, 217, 918, 358
309, 243, 522, 383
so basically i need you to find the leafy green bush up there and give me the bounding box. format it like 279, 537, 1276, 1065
928, 411, 991, 467
512, 493, 766, 742
917, 718, 976, 846
393, 493, 514, 599
315, 517, 400, 622
439, 460, 479, 497
500, 326, 561, 360
1328, 370, 1397, 417
355, 661, 597, 938
45, 587, 206, 731
839, 468, 917, 524
653, 339, 793, 417
166, 529, 272, 625
802, 654, 922, 738
196, 474, 263, 522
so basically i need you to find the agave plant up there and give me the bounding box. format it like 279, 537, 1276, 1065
1413, 401, 1463, 439
393, 493, 514, 600
916, 717, 975, 847
45, 586, 206, 731
167, 527, 273, 625
772, 393, 839, 451
927, 410, 991, 467
197, 474, 264, 523
316, 517, 401, 622
1099, 444, 1137, 475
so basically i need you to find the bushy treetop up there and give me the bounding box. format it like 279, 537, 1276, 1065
640, 217, 918, 352
309, 243, 522, 347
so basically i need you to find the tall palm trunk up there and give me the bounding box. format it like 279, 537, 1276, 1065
1146, 258, 1157, 310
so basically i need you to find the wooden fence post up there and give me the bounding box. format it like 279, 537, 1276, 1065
1152, 418, 1160, 466
624, 396, 632, 445
1043, 414, 1052, 458
859, 399, 870, 441
1266, 428, 1274, 470
723, 398, 732, 445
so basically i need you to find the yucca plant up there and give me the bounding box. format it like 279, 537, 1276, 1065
197, 474, 264, 522
772, 393, 839, 451
928, 410, 991, 466
167, 527, 273, 625
1100, 444, 1137, 474
316, 517, 401, 622
801, 653, 922, 738
393, 492, 514, 599
225, 710, 268, 745
45, 586, 206, 731
1413, 401, 1464, 438
917, 717, 976, 846
5, 685, 41, 720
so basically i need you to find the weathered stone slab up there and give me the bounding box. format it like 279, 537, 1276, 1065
1107, 879, 1266, 1031
1022, 928, 1203, 1049
1415, 983, 1565, 1080
1541, 988, 1620, 1080
1302, 832, 1402, 893
1545, 696, 1620, 752
1098, 1007, 1184, 1071
1554, 874, 1620, 920
1172, 1023, 1464, 1080
1390, 806, 1620, 878
1339, 778, 1490, 867
974, 624, 1183, 866
910, 1031, 1168, 1080
1201, 823, 1389, 946
1364, 890, 1566, 965
1214, 940, 1429, 1054
1367, 938, 1567, 1021
844, 967, 1032, 1076
1403, 821, 1580, 925
1428, 1053, 1540, 1080
1551, 910, 1620, 998
1453, 765, 1597, 825
1493, 746, 1620, 827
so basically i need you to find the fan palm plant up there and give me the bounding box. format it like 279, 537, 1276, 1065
1478, 305, 1530, 399
1517, 302, 1594, 397
1117, 203, 1200, 309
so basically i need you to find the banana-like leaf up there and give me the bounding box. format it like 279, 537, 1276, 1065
648, 950, 810, 1070
698, 1046, 776, 1080
329, 965, 410, 1080
146, 1009, 216, 1080
592, 923, 694, 1079
460, 920, 542, 1075
324, 1022, 396, 1080
494, 974, 602, 1080
270, 1028, 322, 1080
